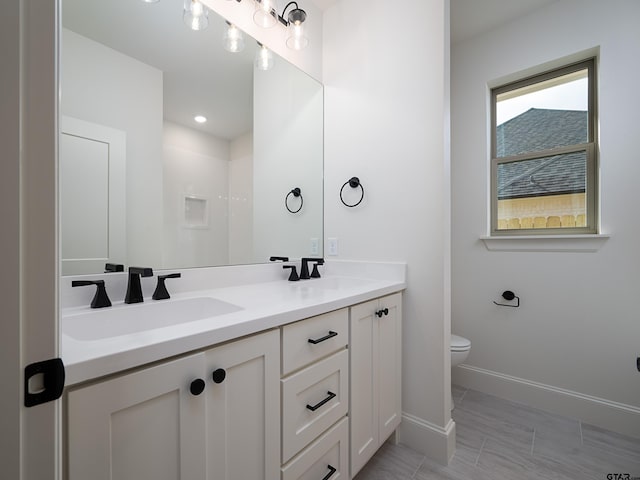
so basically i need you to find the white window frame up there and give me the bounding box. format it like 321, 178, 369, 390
490, 58, 598, 236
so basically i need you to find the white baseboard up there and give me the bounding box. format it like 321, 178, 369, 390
453, 364, 640, 439
397, 413, 456, 465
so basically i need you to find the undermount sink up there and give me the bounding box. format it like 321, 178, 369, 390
62, 297, 243, 341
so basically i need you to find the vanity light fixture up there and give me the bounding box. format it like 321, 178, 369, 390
221, 0, 309, 50
282, 2, 308, 50
252, 0, 309, 50
253, 0, 278, 28
194, 115, 207, 123
255, 42, 275, 71
223, 22, 245, 53
183, 0, 209, 31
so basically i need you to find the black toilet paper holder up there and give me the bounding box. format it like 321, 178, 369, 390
493, 290, 520, 308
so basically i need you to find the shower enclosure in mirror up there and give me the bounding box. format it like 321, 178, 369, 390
60, 0, 323, 275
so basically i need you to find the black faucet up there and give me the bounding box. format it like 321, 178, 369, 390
104, 263, 124, 273
125, 267, 153, 304
152, 273, 181, 300
310, 259, 325, 278
300, 258, 324, 280
283, 265, 299, 281
72, 280, 112, 308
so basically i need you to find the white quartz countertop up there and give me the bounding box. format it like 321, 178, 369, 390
62, 262, 406, 386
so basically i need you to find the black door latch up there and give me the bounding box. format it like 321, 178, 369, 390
24, 357, 65, 407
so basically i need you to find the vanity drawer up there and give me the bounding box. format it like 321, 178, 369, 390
281, 417, 348, 480
282, 349, 348, 463
282, 308, 348, 375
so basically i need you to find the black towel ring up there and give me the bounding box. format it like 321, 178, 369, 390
285, 187, 303, 213
340, 177, 365, 207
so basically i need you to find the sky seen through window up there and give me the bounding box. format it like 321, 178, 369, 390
496, 76, 588, 126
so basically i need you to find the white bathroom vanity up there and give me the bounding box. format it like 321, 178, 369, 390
61, 261, 405, 479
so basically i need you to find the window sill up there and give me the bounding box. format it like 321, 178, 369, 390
480, 234, 610, 252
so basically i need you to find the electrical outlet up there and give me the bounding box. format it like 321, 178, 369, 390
328, 237, 338, 256
310, 238, 319, 255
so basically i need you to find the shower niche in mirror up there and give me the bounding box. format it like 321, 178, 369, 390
60, 0, 323, 275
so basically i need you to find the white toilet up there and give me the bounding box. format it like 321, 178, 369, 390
450, 334, 471, 409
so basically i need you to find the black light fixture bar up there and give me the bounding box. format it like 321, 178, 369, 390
253, 0, 306, 27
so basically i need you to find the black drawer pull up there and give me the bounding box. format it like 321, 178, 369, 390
306, 391, 336, 412
322, 465, 337, 480
308, 331, 338, 344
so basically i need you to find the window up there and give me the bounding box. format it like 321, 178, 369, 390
491, 58, 597, 235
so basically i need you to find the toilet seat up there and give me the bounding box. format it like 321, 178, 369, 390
451, 334, 471, 352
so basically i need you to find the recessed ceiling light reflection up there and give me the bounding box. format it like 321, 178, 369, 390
194, 115, 207, 123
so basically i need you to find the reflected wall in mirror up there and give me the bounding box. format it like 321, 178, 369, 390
60, 0, 323, 275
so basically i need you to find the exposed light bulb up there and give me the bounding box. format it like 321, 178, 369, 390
285, 7, 308, 50
259, 0, 274, 13
255, 44, 274, 71
253, 0, 277, 28
183, 0, 209, 31
286, 23, 308, 50
191, 1, 203, 16
223, 23, 245, 53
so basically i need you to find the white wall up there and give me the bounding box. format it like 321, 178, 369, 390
324, 0, 453, 462
60, 29, 164, 268
229, 133, 254, 264
162, 121, 231, 268
451, 0, 640, 437
253, 57, 324, 262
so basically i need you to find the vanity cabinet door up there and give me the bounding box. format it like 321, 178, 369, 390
349, 292, 402, 477
204, 329, 280, 480
67, 353, 207, 480
66, 329, 280, 480
377, 293, 402, 442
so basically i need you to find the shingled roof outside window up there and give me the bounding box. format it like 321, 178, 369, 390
490, 57, 597, 234
497, 108, 587, 200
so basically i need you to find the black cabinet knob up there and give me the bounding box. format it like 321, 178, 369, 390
190, 378, 205, 396
376, 308, 389, 317
212, 368, 226, 384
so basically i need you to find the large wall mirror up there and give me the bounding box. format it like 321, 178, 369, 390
60, 0, 323, 275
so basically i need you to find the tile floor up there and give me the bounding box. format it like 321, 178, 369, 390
354, 385, 640, 480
